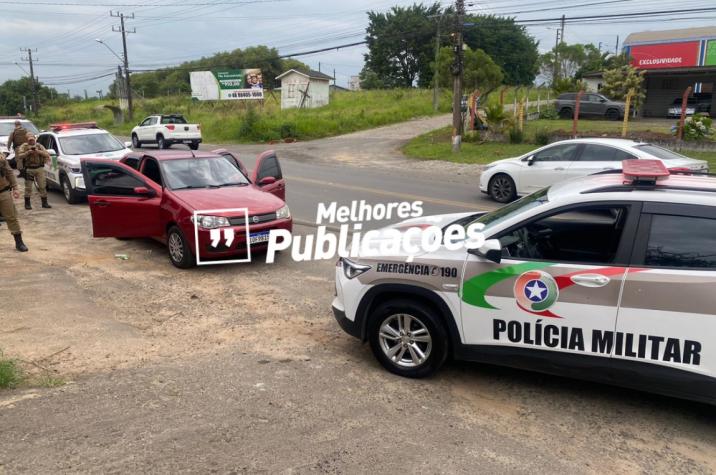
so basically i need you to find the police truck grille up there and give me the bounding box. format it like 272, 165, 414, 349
229, 212, 277, 226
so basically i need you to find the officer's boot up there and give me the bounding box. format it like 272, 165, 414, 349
13, 233, 28, 252
41, 197, 52, 209
24, 197, 31, 210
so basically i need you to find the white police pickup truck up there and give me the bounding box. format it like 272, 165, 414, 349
131, 114, 202, 150
37, 122, 132, 204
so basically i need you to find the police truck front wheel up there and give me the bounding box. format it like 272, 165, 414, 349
61, 175, 81, 204
368, 299, 448, 378
167, 225, 195, 269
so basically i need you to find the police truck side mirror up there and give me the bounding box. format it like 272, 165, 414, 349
469, 239, 502, 264
47, 149, 57, 156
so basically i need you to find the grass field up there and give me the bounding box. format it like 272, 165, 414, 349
35, 89, 452, 143
404, 123, 716, 169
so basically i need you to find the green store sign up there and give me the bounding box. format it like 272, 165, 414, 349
706, 40, 716, 66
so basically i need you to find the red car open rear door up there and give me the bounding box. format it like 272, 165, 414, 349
251, 150, 286, 201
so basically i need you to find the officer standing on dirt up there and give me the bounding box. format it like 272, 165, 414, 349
16, 134, 52, 210
0, 151, 29, 252
7, 120, 28, 169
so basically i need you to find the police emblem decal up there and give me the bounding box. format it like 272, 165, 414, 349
514, 270, 560, 316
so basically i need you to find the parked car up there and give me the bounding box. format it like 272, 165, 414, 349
333, 160, 716, 405
555, 93, 625, 120
0, 116, 40, 168
131, 114, 202, 150
667, 93, 712, 118
37, 122, 133, 204
479, 138, 709, 202
81, 149, 290, 268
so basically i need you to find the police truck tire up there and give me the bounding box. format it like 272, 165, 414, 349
368, 299, 448, 378
61, 175, 81, 204
157, 135, 169, 150
167, 225, 195, 269
131, 134, 141, 148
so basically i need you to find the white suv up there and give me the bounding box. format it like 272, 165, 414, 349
0, 117, 40, 167
37, 123, 132, 203
333, 161, 716, 405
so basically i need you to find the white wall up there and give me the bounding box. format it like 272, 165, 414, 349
280, 72, 330, 109
584, 77, 603, 93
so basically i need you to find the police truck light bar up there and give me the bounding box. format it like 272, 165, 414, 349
622, 159, 670, 184
49, 122, 98, 132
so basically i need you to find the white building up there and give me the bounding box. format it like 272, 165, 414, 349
276, 69, 332, 109
582, 71, 604, 93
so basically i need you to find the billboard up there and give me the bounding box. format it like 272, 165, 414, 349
629, 41, 700, 69
705, 40, 716, 67
190, 69, 264, 101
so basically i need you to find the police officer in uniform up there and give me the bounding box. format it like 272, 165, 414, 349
7, 120, 28, 170
0, 151, 28, 252
16, 134, 52, 210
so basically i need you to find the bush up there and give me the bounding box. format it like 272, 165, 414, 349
675, 113, 714, 141
509, 128, 524, 144
539, 105, 559, 120
279, 122, 297, 139
534, 129, 551, 146
238, 106, 259, 140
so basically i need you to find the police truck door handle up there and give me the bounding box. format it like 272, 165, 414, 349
554, 167, 565, 171
570, 274, 610, 288
96, 200, 110, 207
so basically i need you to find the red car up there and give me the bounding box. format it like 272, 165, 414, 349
81, 149, 291, 268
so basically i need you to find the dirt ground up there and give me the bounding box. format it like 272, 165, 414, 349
1, 116, 715, 473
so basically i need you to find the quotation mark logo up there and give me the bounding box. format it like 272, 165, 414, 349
210, 228, 235, 248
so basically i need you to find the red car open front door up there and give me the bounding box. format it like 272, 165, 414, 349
82, 159, 163, 238
252, 150, 286, 201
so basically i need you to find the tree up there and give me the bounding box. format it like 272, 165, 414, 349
0, 77, 57, 115
358, 68, 387, 90
462, 15, 539, 85
434, 46, 503, 94
539, 43, 588, 84
600, 64, 645, 103
364, 3, 442, 88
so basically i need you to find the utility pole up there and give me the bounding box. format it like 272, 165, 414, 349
451, 0, 465, 153
560, 15, 566, 45
553, 29, 561, 83
20, 48, 38, 114
111, 11, 135, 120
615, 35, 620, 55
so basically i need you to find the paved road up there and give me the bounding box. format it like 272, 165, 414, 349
1, 115, 714, 473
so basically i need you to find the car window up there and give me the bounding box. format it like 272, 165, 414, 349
645, 215, 716, 269
46, 136, 58, 153
534, 144, 580, 162
37, 135, 50, 148
470, 187, 550, 233
140, 118, 153, 126
161, 156, 250, 190
578, 144, 636, 162
559, 94, 575, 101
257, 155, 283, 180
498, 205, 629, 264
89, 166, 145, 196
141, 158, 163, 187
161, 116, 187, 125
633, 144, 689, 161
123, 157, 141, 170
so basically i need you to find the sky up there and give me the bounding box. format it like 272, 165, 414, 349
0, 0, 714, 97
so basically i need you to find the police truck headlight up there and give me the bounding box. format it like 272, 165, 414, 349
340, 257, 371, 279
75, 176, 85, 190
193, 215, 230, 229
275, 205, 290, 220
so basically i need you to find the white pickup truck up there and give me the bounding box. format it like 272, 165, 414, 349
131, 114, 202, 150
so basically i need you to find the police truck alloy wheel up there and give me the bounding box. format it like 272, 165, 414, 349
167, 225, 194, 269
489, 174, 516, 203
61, 175, 81, 204
368, 300, 448, 378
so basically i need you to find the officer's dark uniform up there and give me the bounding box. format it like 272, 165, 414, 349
0, 153, 28, 252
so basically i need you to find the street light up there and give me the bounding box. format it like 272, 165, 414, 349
95, 38, 124, 63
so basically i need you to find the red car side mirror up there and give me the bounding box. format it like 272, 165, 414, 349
258, 176, 276, 186
134, 186, 155, 196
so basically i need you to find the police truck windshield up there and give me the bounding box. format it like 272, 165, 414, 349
469, 187, 550, 232
59, 133, 125, 155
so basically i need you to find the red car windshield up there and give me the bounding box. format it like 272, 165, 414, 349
162, 156, 249, 190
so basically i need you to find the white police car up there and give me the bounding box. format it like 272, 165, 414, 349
37, 123, 132, 203
333, 160, 716, 405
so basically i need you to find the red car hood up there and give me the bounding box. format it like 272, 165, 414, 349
170, 185, 285, 216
